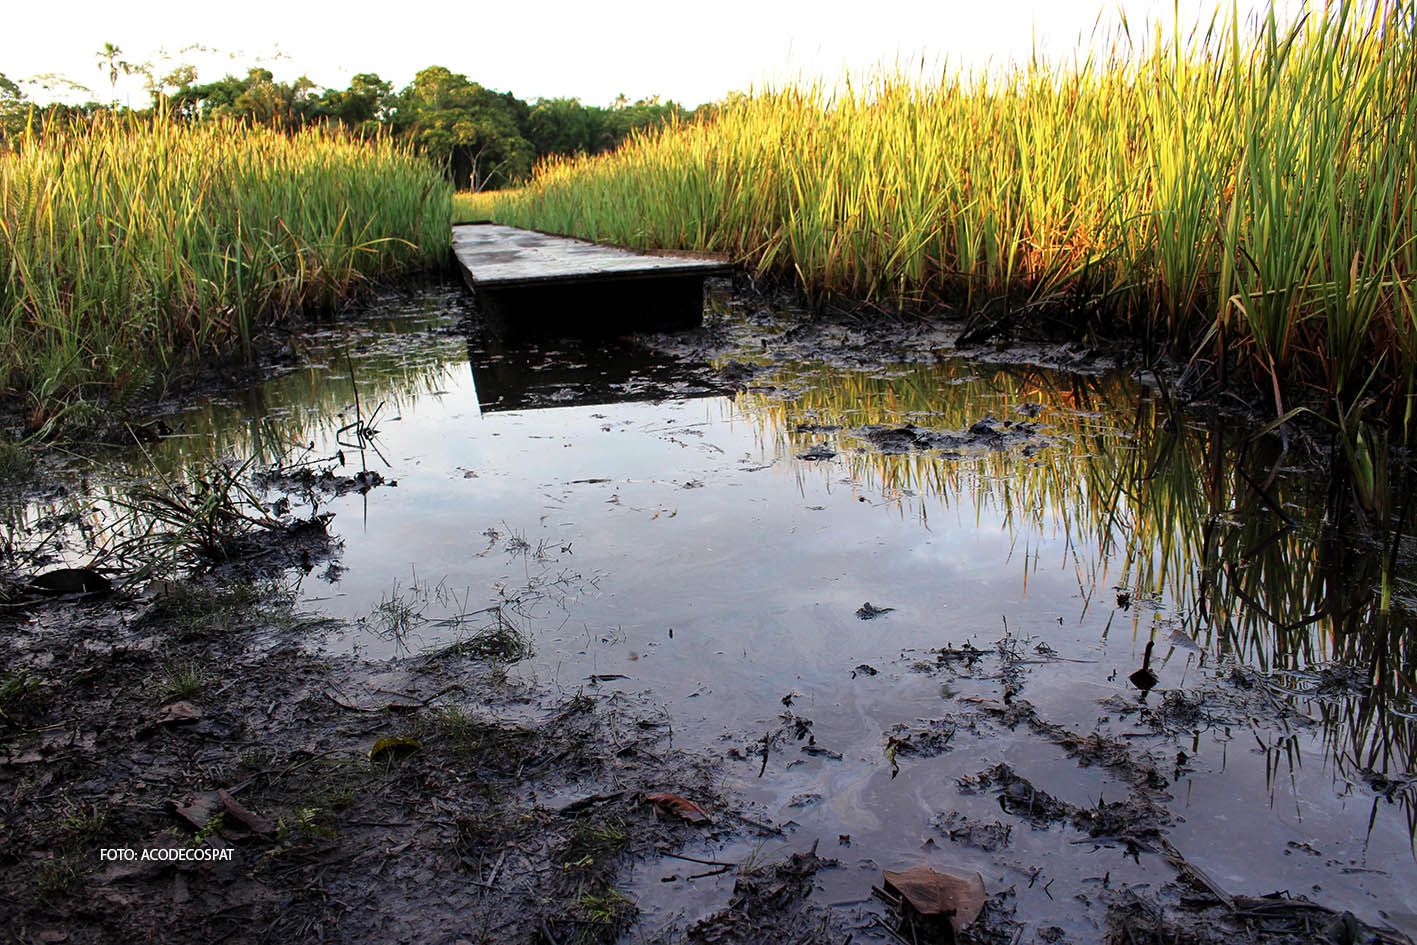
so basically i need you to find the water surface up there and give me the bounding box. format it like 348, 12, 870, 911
23, 284, 1417, 940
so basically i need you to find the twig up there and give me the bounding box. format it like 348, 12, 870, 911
688, 865, 733, 879
484, 849, 506, 888
659, 850, 736, 868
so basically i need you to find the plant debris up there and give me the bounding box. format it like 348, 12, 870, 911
644, 791, 711, 824
880, 864, 986, 932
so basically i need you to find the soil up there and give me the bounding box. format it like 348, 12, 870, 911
0, 552, 769, 945
1, 274, 1413, 944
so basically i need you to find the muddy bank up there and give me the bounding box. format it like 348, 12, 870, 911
4, 574, 1407, 944
0, 567, 787, 945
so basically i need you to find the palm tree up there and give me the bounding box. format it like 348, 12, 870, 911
96, 42, 132, 104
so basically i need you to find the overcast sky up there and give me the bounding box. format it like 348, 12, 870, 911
6, 0, 1303, 107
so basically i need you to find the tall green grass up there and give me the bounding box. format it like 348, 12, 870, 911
0, 113, 451, 427
473, 1, 1417, 433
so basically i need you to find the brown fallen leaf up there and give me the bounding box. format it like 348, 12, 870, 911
882, 865, 986, 932
169, 792, 223, 831
156, 701, 202, 725
644, 791, 710, 823
217, 789, 274, 836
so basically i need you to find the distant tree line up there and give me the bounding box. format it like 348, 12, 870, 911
0, 55, 703, 190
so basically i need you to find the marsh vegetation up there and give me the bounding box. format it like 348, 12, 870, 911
0, 115, 449, 426
471, 1, 1417, 451
2, 1, 1417, 942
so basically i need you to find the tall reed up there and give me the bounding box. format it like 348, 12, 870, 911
474, 1, 1417, 433
0, 113, 451, 424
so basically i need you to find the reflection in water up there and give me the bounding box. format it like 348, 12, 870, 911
2, 296, 475, 583
470, 336, 723, 413
156, 312, 471, 468
8, 298, 1415, 860
738, 359, 1417, 838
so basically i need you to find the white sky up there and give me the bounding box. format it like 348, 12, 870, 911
5, 0, 1303, 108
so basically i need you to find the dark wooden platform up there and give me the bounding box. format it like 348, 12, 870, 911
452, 224, 730, 340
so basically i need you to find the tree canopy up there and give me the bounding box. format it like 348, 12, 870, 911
0, 49, 701, 190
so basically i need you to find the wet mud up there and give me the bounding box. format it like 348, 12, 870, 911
2, 275, 1416, 943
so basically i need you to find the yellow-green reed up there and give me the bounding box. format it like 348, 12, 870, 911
0, 112, 452, 423
475, 1, 1417, 431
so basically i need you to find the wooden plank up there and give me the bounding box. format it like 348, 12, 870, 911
453, 223, 728, 288
451, 223, 731, 340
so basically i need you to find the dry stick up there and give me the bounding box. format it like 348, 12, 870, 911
484, 849, 507, 888
658, 850, 736, 868
688, 865, 733, 879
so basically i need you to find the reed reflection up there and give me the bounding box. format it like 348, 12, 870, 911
737, 357, 1417, 838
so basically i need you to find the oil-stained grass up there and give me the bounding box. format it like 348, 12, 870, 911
0, 112, 452, 426
477, 1, 1417, 436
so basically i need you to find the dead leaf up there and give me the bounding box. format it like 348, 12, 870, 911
644, 791, 710, 823
369, 736, 422, 764
882, 865, 986, 932
217, 789, 274, 836
169, 792, 222, 831
156, 702, 202, 725
2, 750, 45, 766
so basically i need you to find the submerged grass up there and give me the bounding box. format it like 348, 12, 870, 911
0, 113, 452, 428
474, 1, 1417, 433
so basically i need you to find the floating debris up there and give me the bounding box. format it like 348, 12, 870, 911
643, 792, 710, 824
797, 443, 837, 461
879, 864, 986, 935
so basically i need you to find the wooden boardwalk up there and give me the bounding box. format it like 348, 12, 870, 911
452, 224, 730, 340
